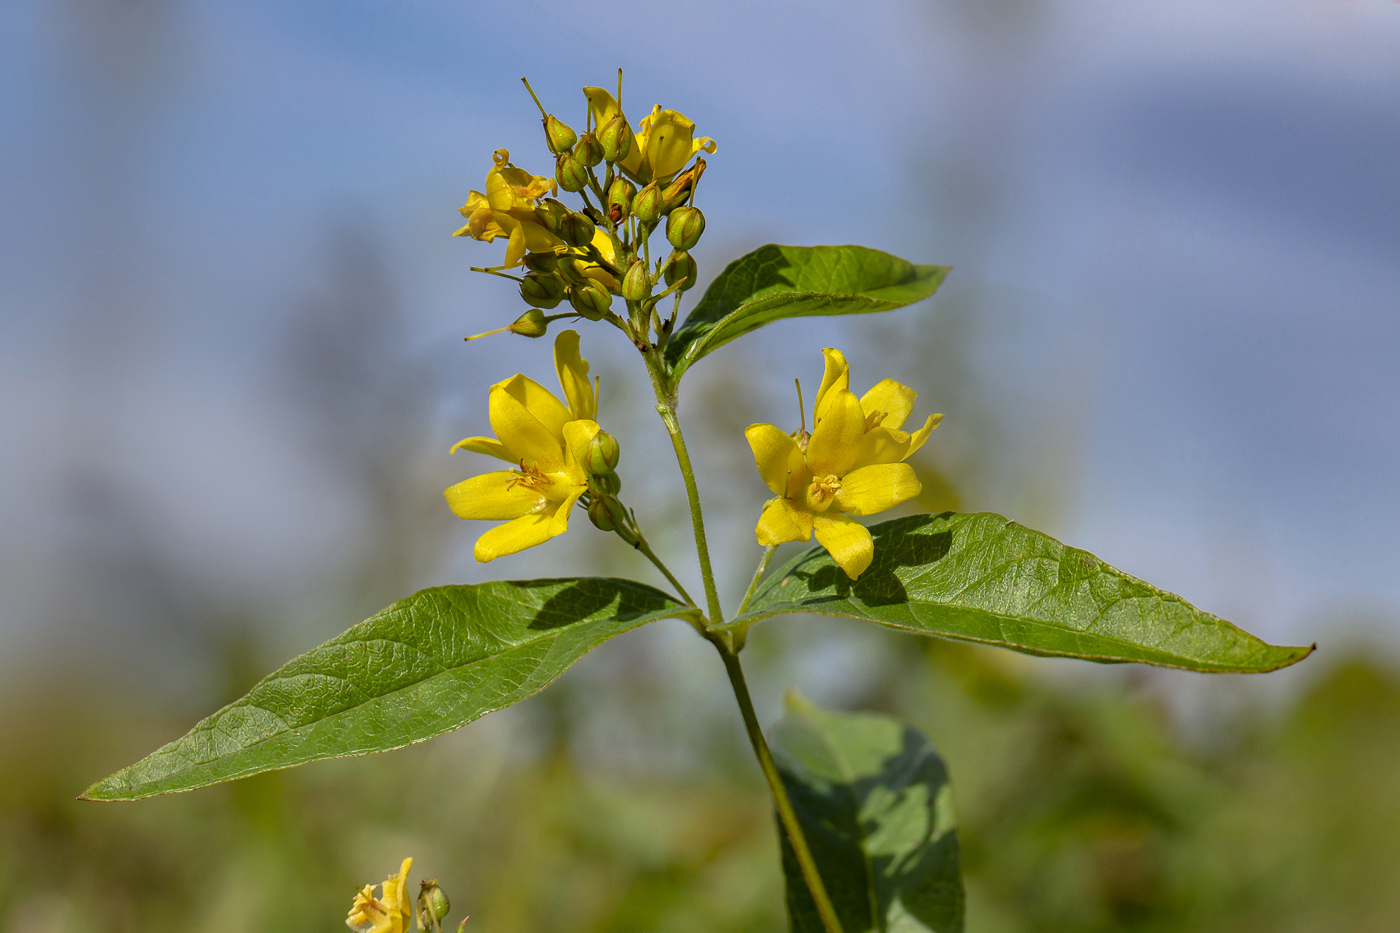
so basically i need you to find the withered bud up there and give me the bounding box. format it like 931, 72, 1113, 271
607, 177, 635, 225
660, 158, 706, 213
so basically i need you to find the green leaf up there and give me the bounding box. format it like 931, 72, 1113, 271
663, 245, 949, 381
733, 513, 1313, 673
772, 692, 963, 933
84, 579, 689, 800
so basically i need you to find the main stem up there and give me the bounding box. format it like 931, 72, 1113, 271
643, 350, 725, 626
716, 643, 846, 933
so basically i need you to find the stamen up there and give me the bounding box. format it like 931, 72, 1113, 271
795, 379, 807, 434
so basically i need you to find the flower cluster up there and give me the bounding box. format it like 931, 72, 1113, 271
347, 858, 414, 933
746, 349, 941, 580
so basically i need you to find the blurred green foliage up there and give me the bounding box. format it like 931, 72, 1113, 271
4, 633, 1397, 932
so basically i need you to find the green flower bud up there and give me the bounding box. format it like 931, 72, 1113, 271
568, 279, 612, 321
664, 250, 698, 292
621, 260, 650, 303
543, 114, 577, 154
590, 470, 622, 497
573, 132, 603, 168
417, 879, 451, 929
519, 275, 565, 310
587, 431, 621, 474
633, 182, 662, 225
522, 252, 558, 273
607, 177, 635, 225
598, 113, 634, 163
588, 495, 620, 532
559, 212, 595, 249
667, 207, 705, 250
535, 198, 569, 235
556, 153, 589, 193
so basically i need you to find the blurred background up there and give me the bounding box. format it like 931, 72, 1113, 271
2, 0, 1398, 930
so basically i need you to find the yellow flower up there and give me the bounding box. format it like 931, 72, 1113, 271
582, 88, 717, 185
347, 857, 413, 933
445, 330, 601, 562
453, 149, 564, 267
745, 349, 942, 580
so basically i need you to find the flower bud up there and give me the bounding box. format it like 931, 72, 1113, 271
666, 207, 705, 250
543, 114, 577, 154
590, 470, 622, 498
633, 183, 662, 225
660, 158, 706, 213
559, 212, 595, 249
417, 879, 451, 930
598, 113, 634, 163
519, 275, 565, 310
621, 260, 650, 303
535, 198, 569, 235
522, 251, 558, 273
556, 153, 589, 193
568, 279, 612, 321
573, 132, 603, 168
664, 250, 698, 292
607, 177, 635, 225
588, 495, 622, 532
587, 431, 621, 474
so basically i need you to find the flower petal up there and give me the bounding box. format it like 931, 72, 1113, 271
745, 423, 806, 497
553, 330, 596, 420
806, 388, 865, 477
444, 472, 546, 520
450, 436, 515, 462
755, 498, 813, 546
504, 223, 527, 268
548, 482, 586, 534
489, 379, 565, 470
859, 378, 916, 430
497, 373, 572, 442
584, 87, 645, 177
561, 418, 600, 477
903, 412, 944, 459
474, 514, 557, 562
643, 109, 699, 181
834, 462, 921, 516
813, 513, 874, 580
813, 348, 850, 416
850, 425, 912, 470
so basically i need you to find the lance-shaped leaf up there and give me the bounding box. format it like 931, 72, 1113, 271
731, 513, 1312, 673
84, 579, 690, 800
772, 693, 963, 933
663, 245, 949, 381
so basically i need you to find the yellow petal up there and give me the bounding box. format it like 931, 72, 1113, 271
584, 87, 644, 177
850, 424, 912, 470
813, 513, 874, 580
450, 436, 515, 462
444, 472, 546, 520
859, 378, 916, 431
745, 423, 806, 497
904, 412, 944, 460
474, 514, 557, 562
834, 463, 921, 516
806, 388, 864, 477
694, 136, 717, 156
553, 330, 595, 420
504, 223, 527, 268
814, 348, 850, 415
497, 373, 572, 441
488, 379, 565, 470
588, 226, 617, 267
755, 498, 813, 545
548, 482, 585, 534
561, 418, 600, 477
643, 109, 699, 181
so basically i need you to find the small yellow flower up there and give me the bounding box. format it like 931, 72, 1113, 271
582, 88, 717, 185
745, 349, 942, 580
445, 330, 602, 562
453, 149, 563, 267
347, 857, 413, 933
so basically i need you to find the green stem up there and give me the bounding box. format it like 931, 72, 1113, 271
714, 643, 845, 933
737, 545, 777, 617
643, 351, 725, 626
634, 533, 697, 610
